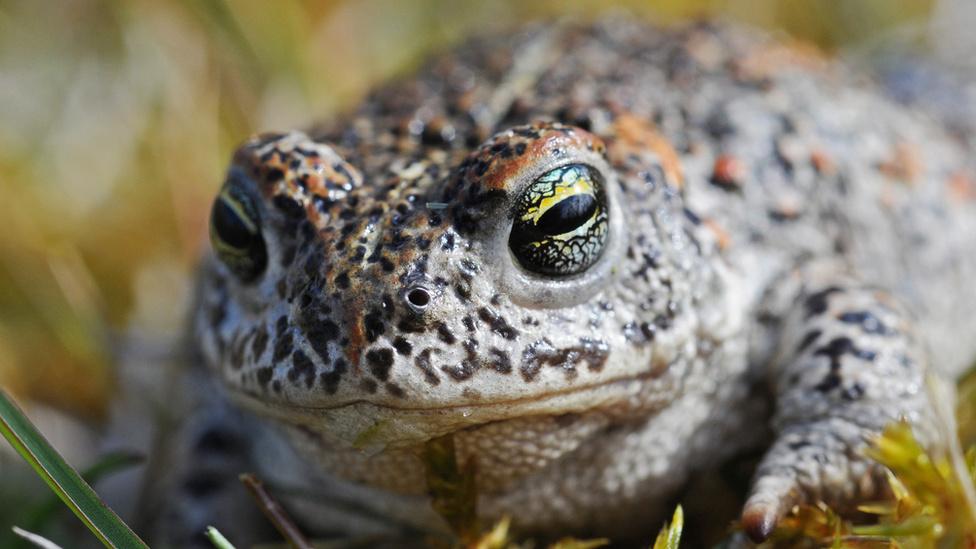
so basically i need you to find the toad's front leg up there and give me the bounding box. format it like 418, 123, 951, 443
743, 276, 943, 542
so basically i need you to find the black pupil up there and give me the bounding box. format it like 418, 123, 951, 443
535, 193, 596, 235
212, 200, 253, 249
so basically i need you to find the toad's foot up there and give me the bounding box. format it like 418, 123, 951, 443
743, 277, 941, 543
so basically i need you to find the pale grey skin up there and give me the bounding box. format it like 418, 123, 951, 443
139, 20, 976, 548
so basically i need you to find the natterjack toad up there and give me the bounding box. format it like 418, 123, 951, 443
138, 19, 976, 548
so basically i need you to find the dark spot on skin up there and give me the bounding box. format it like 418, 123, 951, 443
455, 283, 472, 301
363, 310, 386, 342
276, 316, 289, 336
815, 373, 842, 392
521, 339, 577, 382
797, 329, 822, 354
276, 279, 287, 300
388, 233, 411, 249
683, 208, 702, 226
640, 322, 656, 342
768, 209, 800, 222
303, 254, 321, 279
386, 383, 405, 397
415, 348, 441, 385
319, 358, 347, 394
273, 331, 294, 364
361, 378, 378, 394
838, 310, 893, 336
289, 350, 316, 388
273, 194, 306, 219
635, 250, 662, 279
311, 194, 333, 213
281, 244, 297, 268
462, 316, 476, 331
788, 440, 812, 450
392, 337, 412, 355
194, 428, 242, 455
265, 168, 284, 183
256, 367, 274, 388
435, 322, 457, 344
397, 318, 428, 333
458, 259, 478, 279
579, 338, 609, 372
442, 361, 477, 381
252, 325, 269, 358
306, 321, 338, 363
804, 287, 843, 318
441, 233, 456, 250
474, 159, 490, 176
489, 348, 511, 373
335, 272, 350, 289
478, 307, 518, 340
812, 336, 877, 392
365, 348, 395, 381
183, 473, 223, 499
622, 322, 641, 343
442, 339, 479, 381
843, 383, 866, 400
272, 380, 281, 392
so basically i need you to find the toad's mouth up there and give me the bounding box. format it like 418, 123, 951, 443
228, 368, 680, 451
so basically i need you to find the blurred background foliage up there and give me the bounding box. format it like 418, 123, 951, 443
0, 0, 953, 421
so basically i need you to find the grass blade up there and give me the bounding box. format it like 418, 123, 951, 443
205, 527, 238, 549
2, 451, 144, 549
11, 527, 65, 549
0, 386, 150, 549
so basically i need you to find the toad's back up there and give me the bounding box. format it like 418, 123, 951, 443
144, 20, 976, 548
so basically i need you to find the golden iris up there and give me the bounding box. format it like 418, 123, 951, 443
210, 172, 268, 282
509, 164, 609, 277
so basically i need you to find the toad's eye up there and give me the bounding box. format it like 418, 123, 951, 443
209, 174, 268, 283
509, 164, 609, 277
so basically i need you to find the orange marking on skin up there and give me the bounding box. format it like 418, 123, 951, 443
345, 306, 364, 373
947, 172, 976, 203
479, 127, 605, 191
879, 142, 923, 184
712, 154, 746, 188
733, 40, 828, 83
479, 138, 550, 191
810, 147, 835, 176
607, 114, 684, 189
703, 218, 731, 250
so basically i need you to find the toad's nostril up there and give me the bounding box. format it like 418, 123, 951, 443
407, 288, 431, 308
